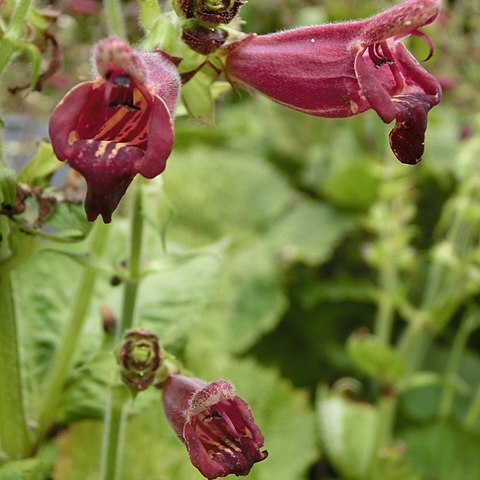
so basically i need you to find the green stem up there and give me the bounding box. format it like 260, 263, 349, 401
7, 0, 32, 38
438, 312, 480, 420
398, 317, 431, 376
137, 0, 161, 32
0, 272, 31, 459
103, 0, 127, 39
0, 0, 33, 77
100, 183, 144, 480
35, 221, 110, 444
117, 185, 144, 340
99, 388, 129, 480
366, 392, 396, 478
0, 37, 17, 79
374, 258, 397, 344
464, 385, 480, 430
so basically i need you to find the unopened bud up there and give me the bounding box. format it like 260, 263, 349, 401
118, 328, 161, 392
175, 0, 244, 25
182, 22, 228, 55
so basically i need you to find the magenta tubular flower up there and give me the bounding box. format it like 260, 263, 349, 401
49, 37, 180, 222
162, 374, 268, 479
224, 0, 442, 165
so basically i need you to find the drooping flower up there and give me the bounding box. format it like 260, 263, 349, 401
223, 0, 442, 165
49, 36, 180, 222
161, 374, 268, 479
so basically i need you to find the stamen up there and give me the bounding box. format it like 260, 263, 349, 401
380, 42, 405, 91
411, 29, 435, 61
368, 42, 395, 68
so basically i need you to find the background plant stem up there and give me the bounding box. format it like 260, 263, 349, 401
100, 183, 144, 480
35, 221, 110, 444
7, 0, 32, 38
103, 0, 127, 39
464, 385, 480, 430
0, 272, 31, 459
0, 0, 32, 77
438, 311, 480, 419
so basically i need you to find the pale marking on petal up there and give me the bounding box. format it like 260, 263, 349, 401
349, 100, 359, 114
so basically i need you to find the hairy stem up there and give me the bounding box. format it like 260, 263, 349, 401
35, 221, 110, 444
100, 183, 144, 480
0, 272, 31, 459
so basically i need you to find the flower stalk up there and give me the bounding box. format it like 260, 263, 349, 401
438, 311, 480, 420
464, 385, 480, 430
103, 0, 127, 40
100, 181, 145, 480
35, 221, 110, 444
0, 271, 31, 459
0, 0, 32, 77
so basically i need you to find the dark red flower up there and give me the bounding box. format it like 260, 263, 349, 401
162, 375, 268, 479
223, 0, 442, 165
49, 37, 180, 222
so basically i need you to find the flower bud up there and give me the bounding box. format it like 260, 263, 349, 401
162, 374, 268, 479
118, 328, 161, 392
175, 0, 244, 25
182, 22, 228, 55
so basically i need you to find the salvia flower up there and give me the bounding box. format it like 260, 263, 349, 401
49, 36, 180, 222
118, 328, 161, 392
162, 374, 268, 479
223, 0, 442, 165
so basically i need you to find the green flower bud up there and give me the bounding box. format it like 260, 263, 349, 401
118, 328, 161, 392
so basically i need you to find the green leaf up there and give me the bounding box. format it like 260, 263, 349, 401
401, 422, 480, 480
43, 203, 92, 241
137, 0, 161, 32
192, 242, 288, 353
15, 249, 112, 408
181, 70, 216, 124
0, 166, 16, 205
320, 154, 379, 211
141, 16, 183, 58
137, 245, 224, 349
317, 388, 378, 480
17, 141, 61, 187
163, 147, 292, 246
0, 458, 50, 480
265, 200, 357, 266
347, 331, 404, 382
